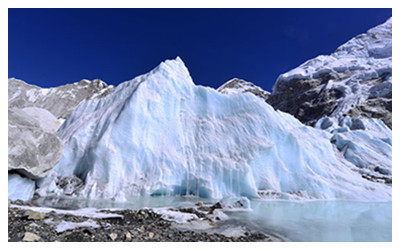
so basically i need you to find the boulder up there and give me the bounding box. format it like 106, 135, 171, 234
22, 232, 41, 242
8, 107, 63, 179
109, 233, 118, 241
24, 210, 46, 220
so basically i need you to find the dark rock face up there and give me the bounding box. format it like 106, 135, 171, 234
268, 71, 346, 126
347, 98, 392, 129
267, 18, 392, 129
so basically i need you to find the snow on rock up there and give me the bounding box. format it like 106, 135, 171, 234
35, 57, 391, 202
51, 219, 101, 233
8, 78, 114, 119
219, 196, 251, 210
217, 78, 270, 101
10, 204, 123, 219
152, 207, 199, 224
268, 17, 392, 128
152, 205, 229, 231
8, 174, 36, 201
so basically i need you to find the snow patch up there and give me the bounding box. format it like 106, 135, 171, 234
44, 218, 101, 233
10, 204, 123, 219
152, 207, 199, 224
26, 89, 39, 102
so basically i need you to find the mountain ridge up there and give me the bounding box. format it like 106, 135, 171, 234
267, 17, 392, 128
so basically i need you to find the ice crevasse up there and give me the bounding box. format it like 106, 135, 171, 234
36, 57, 391, 202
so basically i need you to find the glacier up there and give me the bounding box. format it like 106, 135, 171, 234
314, 116, 392, 184
35, 57, 391, 202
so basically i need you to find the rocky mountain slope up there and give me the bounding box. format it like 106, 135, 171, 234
8, 78, 114, 201
8, 78, 114, 120
267, 17, 392, 128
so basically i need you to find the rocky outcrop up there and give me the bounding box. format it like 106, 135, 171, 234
8, 78, 114, 119
268, 18, 392, 128
8, 107, 63, 179
8, 78, 114, 201
217, 78, 270, 101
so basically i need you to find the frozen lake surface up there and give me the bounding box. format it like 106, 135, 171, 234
34, 196, 391, 242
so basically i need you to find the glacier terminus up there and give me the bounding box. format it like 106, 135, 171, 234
31, 57, 391, 202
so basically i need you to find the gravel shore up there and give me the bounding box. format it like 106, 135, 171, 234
8, 200, 281, 242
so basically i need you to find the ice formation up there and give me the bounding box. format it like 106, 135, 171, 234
8, 174, 36, 201
315, 116, 392, 184
36, 57, 391, 202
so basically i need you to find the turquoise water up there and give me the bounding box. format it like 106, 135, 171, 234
226, 200, 392, 242
34, 196, 391, 242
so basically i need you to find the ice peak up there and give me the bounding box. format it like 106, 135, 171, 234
175, 56, 184, 63
156, 57, 189, 74
133, 57, 195, 91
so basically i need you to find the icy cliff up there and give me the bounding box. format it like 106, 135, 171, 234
35, 57, 391, 202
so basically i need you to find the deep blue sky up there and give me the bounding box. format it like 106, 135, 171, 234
9, 8, 392, 91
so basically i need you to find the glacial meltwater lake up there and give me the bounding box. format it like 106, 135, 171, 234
34, 196, 392, 242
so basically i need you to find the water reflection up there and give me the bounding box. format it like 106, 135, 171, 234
227, 200, 392, 242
